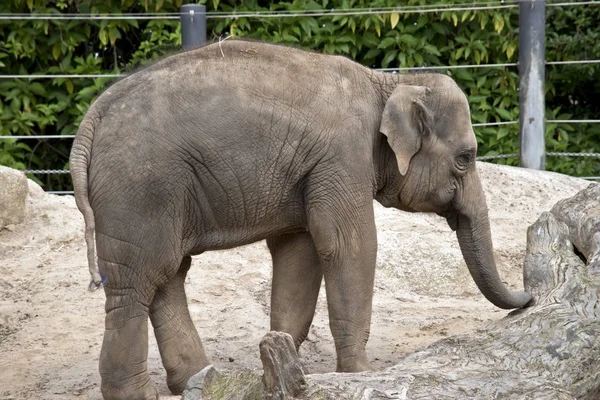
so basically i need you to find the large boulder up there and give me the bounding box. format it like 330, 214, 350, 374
0, 166, 28, 230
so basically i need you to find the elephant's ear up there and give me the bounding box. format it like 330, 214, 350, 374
380, 85, 432, 176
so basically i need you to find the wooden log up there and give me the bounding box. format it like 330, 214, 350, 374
198, 183, 600, 400
260, 332, 307, 399
187, 332, 306, 400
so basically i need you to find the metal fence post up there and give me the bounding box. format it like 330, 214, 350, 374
518, 0, 546, 170
180, 4, 207, 50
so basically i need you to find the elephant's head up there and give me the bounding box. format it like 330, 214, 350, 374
376, 74, 533, 310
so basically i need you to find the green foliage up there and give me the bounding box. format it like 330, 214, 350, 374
0, 0, 183, 189
1, 0, 599, 190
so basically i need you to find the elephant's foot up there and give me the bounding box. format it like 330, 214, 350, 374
336, 352, 375, 373
149, 256, 211, 394
166, 359, 210, 394
101, 376, 158, 400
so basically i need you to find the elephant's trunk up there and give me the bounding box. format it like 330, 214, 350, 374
454, 169, 533, 309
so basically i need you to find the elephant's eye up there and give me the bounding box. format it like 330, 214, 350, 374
455, 151, 474, 171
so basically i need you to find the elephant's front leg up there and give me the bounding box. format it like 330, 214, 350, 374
267, 232, 323, 349
308, 202, 378, 373
149, 256, 210, 394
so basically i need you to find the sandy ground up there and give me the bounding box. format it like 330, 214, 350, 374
0, 162, 590, 399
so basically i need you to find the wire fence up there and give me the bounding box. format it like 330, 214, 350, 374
4, 119, 600, 142
40, 148, 600, 195
0, 0, 598, 20
3, 60, 600, 79
2, 0, 600, 191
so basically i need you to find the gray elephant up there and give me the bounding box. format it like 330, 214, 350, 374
70, 40, 533, 400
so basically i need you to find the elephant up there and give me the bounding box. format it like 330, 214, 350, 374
70, 40, 533, 400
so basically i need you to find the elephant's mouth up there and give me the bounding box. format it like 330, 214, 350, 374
436, 212, 458, 231
397, 203, 417, 213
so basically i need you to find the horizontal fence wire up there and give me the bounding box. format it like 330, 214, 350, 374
3, 59, 600, 79
476, 153, 519, 161
476, 152, 600, 161
18, 152, 600, 175
0, 135, 76, 139
0, 0, 598, 20
0, 74, 122, 79
23, 169, 70, 174
0, 2, 520, 21
2, 120, 600, 141
546, 119, 600, 123
472, 121, 519, 127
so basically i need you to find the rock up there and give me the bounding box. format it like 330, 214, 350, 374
0, 166, 28, 229
27, 179, 46, 200
260, 332, 306, 399
550, 182, 600, 265
182, 365, 221, 400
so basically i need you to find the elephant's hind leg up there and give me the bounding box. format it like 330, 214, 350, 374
267, 232, 323, 349
149, 256, 209, 394
98, 258, 159, 400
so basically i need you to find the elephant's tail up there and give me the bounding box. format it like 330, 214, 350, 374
70, 107, 103, 291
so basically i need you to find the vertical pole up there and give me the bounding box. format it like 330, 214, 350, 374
518, 0, 546, 170
180, 4, 207, 50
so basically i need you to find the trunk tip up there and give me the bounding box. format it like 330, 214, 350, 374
496, 291, 535, 310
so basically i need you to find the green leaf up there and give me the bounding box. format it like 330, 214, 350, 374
423, 44, 441, 56
414, 52, 423, 65
299, 19, 312, 36
452, 68, 474, 81
378, 37, 397, 49
431, 22, 446, 35
381, 50, 398, 67
493, 14, 505, 33
364, 48, 380, 60
398, 53, 406, 66
506, 43, 516, 59
469, 95, 487, 102
390, 13, 399, 29
495, 108, 513, 120
398, 34, 418, 46
65, 79, 74, 95
29, 82, 46, 96
99, 29, 108, 46
52, 43, 61, 60
497, 128, 509, 139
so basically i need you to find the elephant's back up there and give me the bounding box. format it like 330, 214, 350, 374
84, 40, 379, 213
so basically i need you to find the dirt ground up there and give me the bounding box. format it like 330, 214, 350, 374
0, 162, 590, 399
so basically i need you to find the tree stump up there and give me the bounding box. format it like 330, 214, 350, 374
260, 332, 307, 399
198, 183, 600, 399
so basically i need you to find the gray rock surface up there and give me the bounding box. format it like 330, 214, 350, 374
0, 166, 28, 229
182, 365, 220, 400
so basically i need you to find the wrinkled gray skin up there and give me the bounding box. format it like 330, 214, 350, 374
70, 40, 533, 400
